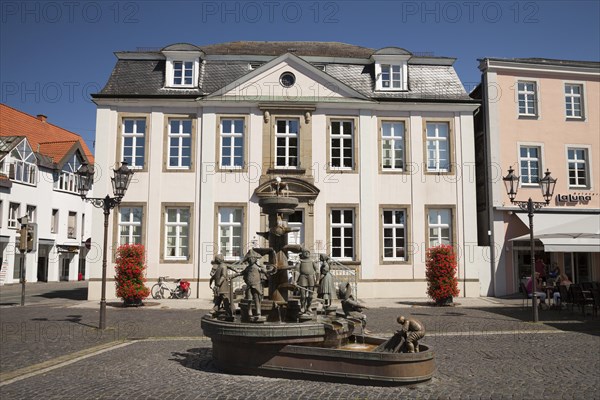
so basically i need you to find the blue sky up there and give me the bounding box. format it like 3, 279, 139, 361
2, 0, 599, 153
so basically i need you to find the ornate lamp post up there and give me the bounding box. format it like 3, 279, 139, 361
503, 166, 557, 322
77, 161, 134, 329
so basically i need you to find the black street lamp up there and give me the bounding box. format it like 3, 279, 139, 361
77, 161, 134, 330
503, 166, 557, 322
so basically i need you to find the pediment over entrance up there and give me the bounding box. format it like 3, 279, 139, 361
255, 177, 320, 202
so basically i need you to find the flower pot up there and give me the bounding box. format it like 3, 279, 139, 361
435, 296, 453, 306
124, 298, 143, 307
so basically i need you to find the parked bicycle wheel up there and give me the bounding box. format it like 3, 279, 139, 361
160, 287, 171, 299
151, 284, 162, 299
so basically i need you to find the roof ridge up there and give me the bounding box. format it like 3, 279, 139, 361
38, 139, 79, 144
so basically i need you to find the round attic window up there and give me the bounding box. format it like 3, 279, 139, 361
279, 72, 296, 88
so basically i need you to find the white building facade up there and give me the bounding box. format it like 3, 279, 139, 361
0, 105, 94, 284
89, 42, 484, 300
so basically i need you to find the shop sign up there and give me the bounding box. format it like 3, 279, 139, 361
555, 194, 592, 204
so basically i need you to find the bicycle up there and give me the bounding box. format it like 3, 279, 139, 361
151, 276, 191, 299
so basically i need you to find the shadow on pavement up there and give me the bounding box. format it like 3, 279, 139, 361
34, 287, 88, 300
468, 306, 600, 337
170, 348, 220, 372
30, 314, 98, 329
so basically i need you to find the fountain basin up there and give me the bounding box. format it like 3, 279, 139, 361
201, 316, 435, 385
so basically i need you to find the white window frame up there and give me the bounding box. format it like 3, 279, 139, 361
119, 207, 143, 245
173, 61, 194, 86
275, 119, 300, 169
428, 209, 452, 247
68, 211, 77, 239
26, 205, 36, 223
8, 202, 20, 229
122, 118, 146, 169
426, 122, 450, 172
331, 208, 355, 260
6, 139, 37, 186
330, 120, 354, 170
381, 64, 402, 89
517, 81, 537, 116
565, 83, 584, 119
381, 121, 405, 170
220, 118, 245, 169
54, 152, 83, 194
519, 145, 542, 186
168, 119, 192, 170
164, 207, 190, 260
51, 209, 59, 233
218, 207, 243, 260
567, 147, 590, 188
382, 209, 407, 261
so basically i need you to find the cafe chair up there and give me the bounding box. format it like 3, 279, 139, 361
570, 284, 594, 315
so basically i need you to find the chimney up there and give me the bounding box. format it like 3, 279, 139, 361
37, 114, 47, 122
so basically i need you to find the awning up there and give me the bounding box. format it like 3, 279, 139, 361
511, 213, 600, 252
38, 238, 55, 246
0, 235, 9, 243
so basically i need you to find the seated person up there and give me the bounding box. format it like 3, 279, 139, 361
526, 272, 547, 307
553, 273, 573, 306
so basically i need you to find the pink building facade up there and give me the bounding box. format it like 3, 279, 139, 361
475, 58, 600, 296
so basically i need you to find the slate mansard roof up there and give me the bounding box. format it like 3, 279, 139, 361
95, 41, 474, 102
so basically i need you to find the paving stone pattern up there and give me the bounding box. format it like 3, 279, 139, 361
1, 333, 599, 400
1, 302, 599, 399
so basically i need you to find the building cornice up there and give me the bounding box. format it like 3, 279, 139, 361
479, 59, 600, 77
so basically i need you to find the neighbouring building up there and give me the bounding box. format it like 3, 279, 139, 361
0, 104, 94, 284
89, 41, 485, 300
473, 58, 600, 296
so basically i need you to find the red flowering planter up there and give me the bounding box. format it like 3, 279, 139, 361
426, 245, 459, 306
115, 244, 150, 306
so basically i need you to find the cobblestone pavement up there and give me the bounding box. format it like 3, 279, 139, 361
1, 333, 599, 400
1, 288, 600, 399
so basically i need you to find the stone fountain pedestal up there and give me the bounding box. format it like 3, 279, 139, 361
201, 314, 435, 384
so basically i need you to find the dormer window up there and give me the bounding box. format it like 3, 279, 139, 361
166, 57, 198, 88
161, 46, 203, 88
5, 138, 37, 185
371, 48, 411, 92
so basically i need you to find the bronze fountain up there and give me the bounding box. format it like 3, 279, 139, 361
201, 177, 435, 384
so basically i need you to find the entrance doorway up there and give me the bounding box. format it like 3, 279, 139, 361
37, 256, 48, 282
60, 257, 70, 281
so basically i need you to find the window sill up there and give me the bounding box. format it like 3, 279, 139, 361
517, 114, 539, 120
162, 257, 192, 264
332, 260, 361, 266
267, 168, 306, 174
566, 117, 585, 122
381, 259, 409, 265
11, 180, 36, 187
165, 85, 197, 89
